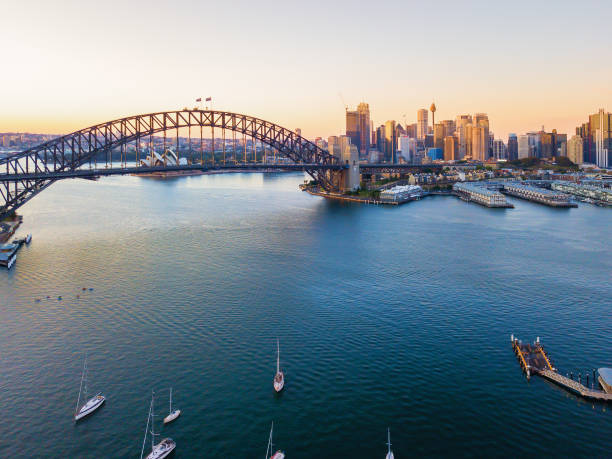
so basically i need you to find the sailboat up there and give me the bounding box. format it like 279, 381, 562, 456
74, 354, 105, 421
141, 390, 176, 459
163, 387, 181, 424
385, 428, 394, 459
273, 339, 284, 392
265, 421, 285, 459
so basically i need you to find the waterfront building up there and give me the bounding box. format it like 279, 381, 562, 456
380, 185, 423, 203
417, 109, 428, 140
503, 183, 574, 206
444, 136, 457, 161
453, 182, 509, 207
385, 120, 397, 163
567, 135, 583, 165
551, 181, 612, 205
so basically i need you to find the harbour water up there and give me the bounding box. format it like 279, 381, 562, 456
1, 172, 611, 458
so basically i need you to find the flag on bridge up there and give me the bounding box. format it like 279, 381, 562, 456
196, 97, 202, 102
205, 97, 212, 102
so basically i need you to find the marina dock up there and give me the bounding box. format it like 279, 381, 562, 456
511, 336, 612, 402
0, 233, 31, 269
502, 183, 577, 207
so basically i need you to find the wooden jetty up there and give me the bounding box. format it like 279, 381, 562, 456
511, 335, 612, 402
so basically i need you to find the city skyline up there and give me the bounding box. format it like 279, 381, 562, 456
2, 0, 611, 139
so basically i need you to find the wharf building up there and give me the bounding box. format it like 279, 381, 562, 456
453, 182, 510, 207
379, 185, 423, 204
551, 181, 612, 205
502, 183, 575, 207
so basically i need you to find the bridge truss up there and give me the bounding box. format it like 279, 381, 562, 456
0, 110, 342, 218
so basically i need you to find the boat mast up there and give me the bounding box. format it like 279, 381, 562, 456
276, 339, 280, 374
151, 390, 155, 452
75, 354, 86, 415
265, 421, 273, 459
387, 428, 392, 455
169, 387, 172, 414
140, 396, 153, 459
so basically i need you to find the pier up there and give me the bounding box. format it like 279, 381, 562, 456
502, 183, 577, 207
452, 182, 513, 208
511, 336, 612, 402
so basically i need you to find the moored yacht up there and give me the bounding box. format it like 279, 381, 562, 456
141, 391, 176, 459
273, 339, 284, 392
266, 421, 285, 459
74, 354, 105, 421
163, 387, 181, 424
385, 428, 394, 459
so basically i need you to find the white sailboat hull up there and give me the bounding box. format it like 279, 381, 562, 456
75, 395, 105, 420
271, 452, 285, 459
386, 453, 395, 459
274, 372, 284, 392
163, 409, 181, 424
146, 438, 176, 459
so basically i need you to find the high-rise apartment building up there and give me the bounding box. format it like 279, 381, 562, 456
433, 123, 445, 150
492, 139, 506, 160
417, 109, 428, 140
518, 135, 531, 159
385, 120, 397, 163
472, 126, 487, 161
345, 102, 371, 157
576, 108, 612, 166
507, 134, 518, 160
443, 136, 457, 161
455, 115, 472, 159
567, 135, 583, 165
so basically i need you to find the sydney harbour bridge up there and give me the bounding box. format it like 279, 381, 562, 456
0, 109, 439, 218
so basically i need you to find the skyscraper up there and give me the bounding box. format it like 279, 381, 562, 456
417, 109, 428, 141
385, 120, 397, 163
518, 135, 530, 159
443, 136, 457, 161
433, 123, 445, 150
576, 108, 612, 166
472, 126, 487, 161
455, 115, 472, 159
345, 103, 371, 158
345, 110, 360, 152
357, 102, 371, 157
567, 135, 583, 165
492, 139, 506, 160
507, 134, 518, 160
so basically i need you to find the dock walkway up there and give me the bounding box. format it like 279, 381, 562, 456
537, 369, 612, 401
512, 336, 612, 403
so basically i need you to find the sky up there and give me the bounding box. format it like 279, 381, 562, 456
1, 0, 611, 140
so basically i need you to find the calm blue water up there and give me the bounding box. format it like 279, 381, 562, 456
1, 172, 611, 458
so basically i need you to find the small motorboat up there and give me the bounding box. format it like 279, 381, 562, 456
163, 387, 181, 424
274, 339, 284, 393
25, 234, 32, 244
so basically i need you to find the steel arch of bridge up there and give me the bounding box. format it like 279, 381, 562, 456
0, 110, 342, 218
